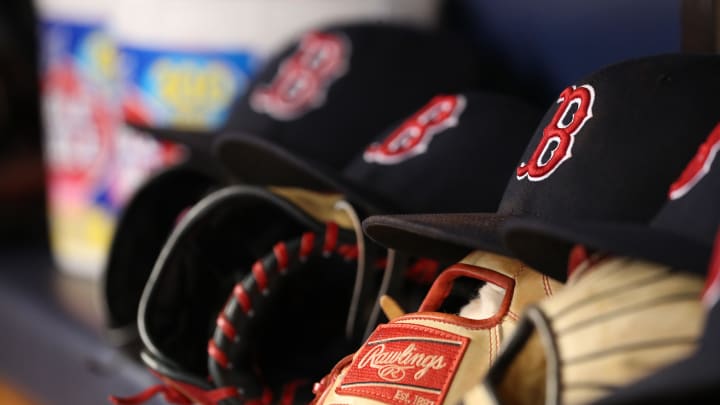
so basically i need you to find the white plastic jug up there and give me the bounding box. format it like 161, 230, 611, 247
36, 0, 179, 278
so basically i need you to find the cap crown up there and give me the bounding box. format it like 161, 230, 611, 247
342, 92, 542, 213
223, 23, 498, 170
498, 54, 720, 226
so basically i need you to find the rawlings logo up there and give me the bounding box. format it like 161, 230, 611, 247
250, 32, 349, 120
357, 343, 448, 382
668, 122, 720, 200
363, 95, 466, 164
517, 84, 595, 181
337, 324, 468, 405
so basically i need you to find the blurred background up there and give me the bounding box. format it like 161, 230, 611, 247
0, 0, 715, 403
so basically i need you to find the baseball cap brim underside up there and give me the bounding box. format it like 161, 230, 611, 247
503, 218, 711, 280
362, 212, 512, 261
215, 133, 389, 214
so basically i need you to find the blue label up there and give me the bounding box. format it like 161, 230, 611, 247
40, 19, 117, 93
119, 46, 260, 131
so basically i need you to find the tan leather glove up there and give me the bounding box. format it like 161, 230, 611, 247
311, 250, 562, 405
480, 256, 706, 405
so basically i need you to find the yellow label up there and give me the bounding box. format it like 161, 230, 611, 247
151, 59, 236, 126
84, 31, 118, 82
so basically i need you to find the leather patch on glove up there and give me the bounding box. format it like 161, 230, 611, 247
337, 323, 469, 405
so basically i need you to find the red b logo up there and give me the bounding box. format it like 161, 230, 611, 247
668, 122, 720, 200
516, 85, 595, 181
250, 32, 349, 120
363, 95, 466, 165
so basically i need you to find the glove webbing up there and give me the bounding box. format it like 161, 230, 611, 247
208, 222, 361, 404
207, 222, 441, 404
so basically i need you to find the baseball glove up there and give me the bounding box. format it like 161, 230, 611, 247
103, 160, 224, 349
309, 250, 562, 405
111, 185, 439, 405
478, 253, 706, 405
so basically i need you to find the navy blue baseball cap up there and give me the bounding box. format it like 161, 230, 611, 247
363, 54, 720, 279
306, 92, 543, 215
503, 122, 720, 277
213, 23, 511, 196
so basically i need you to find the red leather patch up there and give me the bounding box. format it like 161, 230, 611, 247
567, 244, 590, 278
337, 323, 469, 405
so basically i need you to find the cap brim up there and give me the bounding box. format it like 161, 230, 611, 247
215, 132, 335, 189
502, 218, 711, 281
128, 122, 217, 155
214, 132, 390, 214
362, 213, 512, 261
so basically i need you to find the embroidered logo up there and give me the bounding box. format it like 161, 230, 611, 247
337, 323, 469, 405
357, 343, 448, 382
517, 84, 595, 181
669, 123, 720, 200
363, 95, 466, 165
250, 32, 349, 120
